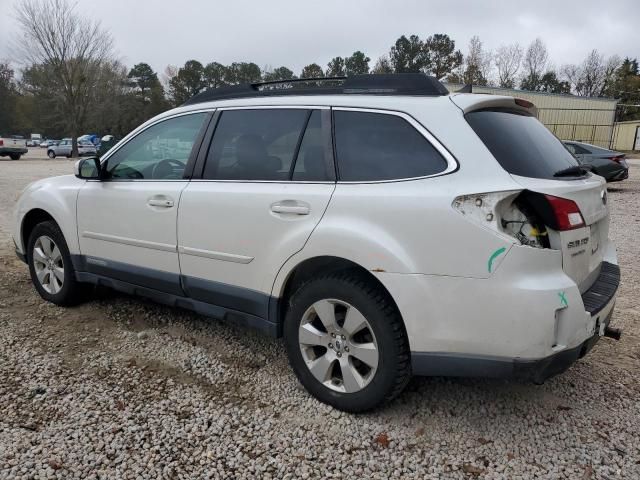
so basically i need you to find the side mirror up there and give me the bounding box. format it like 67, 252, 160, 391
74, 157, 102, 179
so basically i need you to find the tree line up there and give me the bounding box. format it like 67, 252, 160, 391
1, 0, 639, 153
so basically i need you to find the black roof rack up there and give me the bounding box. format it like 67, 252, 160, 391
183, 73, 449, 105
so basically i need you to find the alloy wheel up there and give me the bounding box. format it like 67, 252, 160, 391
298, 299, 379, 393
32, 235, 64, 294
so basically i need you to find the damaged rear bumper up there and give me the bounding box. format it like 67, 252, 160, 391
412, 309, 611, 383
411, 261, 620, 383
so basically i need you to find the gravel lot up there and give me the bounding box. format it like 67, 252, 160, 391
1, 153, 639, 479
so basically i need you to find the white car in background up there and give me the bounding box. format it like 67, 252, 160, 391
0, 134, 28, 160
47, 138, 97, 158
12, 74, 621, 412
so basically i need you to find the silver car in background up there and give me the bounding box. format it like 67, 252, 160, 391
47, 138, 97, 158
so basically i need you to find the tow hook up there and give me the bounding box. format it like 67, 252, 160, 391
604, 326, 622, 340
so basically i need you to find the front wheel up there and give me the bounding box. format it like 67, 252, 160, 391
47, 150, 56, 159
27, 221, 89, 306
284, 270, 411, 412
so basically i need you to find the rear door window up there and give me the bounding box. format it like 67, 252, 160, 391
466, 109, 580, 179
333, 110, 448, 181
203, 109, 311, 181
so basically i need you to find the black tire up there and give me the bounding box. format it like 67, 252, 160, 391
10, 153, 21, 160
47, 150, 56, 159
27, 221, 89, 306
284, 270, 411, 412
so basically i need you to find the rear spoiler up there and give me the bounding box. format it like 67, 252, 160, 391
450, 94, 538, 116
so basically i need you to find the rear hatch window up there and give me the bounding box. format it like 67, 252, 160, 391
466, 109, 580, 180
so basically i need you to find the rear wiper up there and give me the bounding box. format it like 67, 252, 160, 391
553, 164, 592, 178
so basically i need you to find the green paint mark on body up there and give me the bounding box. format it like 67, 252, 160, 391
487, 247, 507, 273
558, 291, 568, 307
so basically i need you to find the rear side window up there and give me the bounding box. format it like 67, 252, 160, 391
566, 143, 590, 155
466, 109, 579, 179
333, 110, 448, 181
203, 109, 310, 181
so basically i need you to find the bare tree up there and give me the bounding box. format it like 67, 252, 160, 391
601, 55, 622, 96
462, 36, 492, 85
371, 55, 393, 74
562, 51, 622, 97
578, 50, 606, 96
15, 0, 115, 157
494, 43, 522, 88
520, 38, 548, 89
162, 64, 178, 88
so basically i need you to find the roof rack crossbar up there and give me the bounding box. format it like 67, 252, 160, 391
183, 73, 450, 105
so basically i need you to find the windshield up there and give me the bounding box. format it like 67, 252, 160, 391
466, 109, 581, 180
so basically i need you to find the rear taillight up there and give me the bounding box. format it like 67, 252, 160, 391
608, 155, 625, 164
544, 194, 585, 231
0, 140, 3, 146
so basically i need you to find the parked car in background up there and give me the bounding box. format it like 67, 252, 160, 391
98, 134, 118, 157
563, 141, 629, 182
29, 133, 42, 147
0, 134, 28, 160
39, 140, 55, 148
47, 138, 97, 158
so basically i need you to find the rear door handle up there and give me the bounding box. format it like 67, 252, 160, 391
271, 200, 310, 215
147, 196, 174, 208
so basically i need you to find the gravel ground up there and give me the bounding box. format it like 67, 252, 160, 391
1, 156, 639, 479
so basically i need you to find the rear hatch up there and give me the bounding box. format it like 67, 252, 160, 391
460, 98, 609, 292
2, 135, 27, 149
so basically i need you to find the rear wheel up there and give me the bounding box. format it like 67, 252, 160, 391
9, 153, 21, 160
27, 221, 88, 306
47, 150, 55, 159
284, 270, 411, 412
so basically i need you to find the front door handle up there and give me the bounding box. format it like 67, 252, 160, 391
147, 196, 174, 208
271, 200, 310, 215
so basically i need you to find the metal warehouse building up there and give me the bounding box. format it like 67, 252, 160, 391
611, 120, 640, 151
445, 84, 619, 149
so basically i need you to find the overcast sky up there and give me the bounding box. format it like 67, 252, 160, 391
1, 0, 638, 77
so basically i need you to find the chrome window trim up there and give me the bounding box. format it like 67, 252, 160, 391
97, 104, 458, 185
194, 105, 334, 184
98, 109, 215, 176
215, 105, 331, 111
331, 106, 459, 184
188, 179, 336, 184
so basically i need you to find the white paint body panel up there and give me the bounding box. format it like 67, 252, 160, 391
13, 175, 83, 255
13, 91, 620, 364
76, 181, 187, 274
178, 181, 334, 292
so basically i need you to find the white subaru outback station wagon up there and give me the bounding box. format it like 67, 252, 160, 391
13, 74, 621, 412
